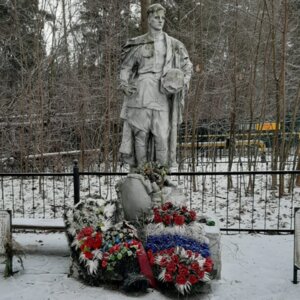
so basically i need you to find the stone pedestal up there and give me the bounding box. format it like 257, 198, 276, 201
116, 174, 152, 220
205, 217, 221, 280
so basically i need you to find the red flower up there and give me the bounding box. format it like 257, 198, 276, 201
204, 257, 213, 273
186, 250, 193, 257
189, 210, 197, 221
167, 248, 175, 255
101, 260, 108, 268
93, 236, 102, 249
171, 254, 179, 264
84, 251, 93, 259
163, 214, 172, 225
77, 227, 91, 239
166, 262, 177, 273
109, 244, 120, 254
82, 227, 94, 236
161, 205, 168, 211
162, 202, 173, 210
164, 273, 173, 282
176, 274, 187, 285
197, 270, 205, 279
178, 265, 189, 277
77, 233, 84, 240
189, 274, 199, 285
131, 240, 141, 248
174, 215, 185, 225
191, 262, 200, 272
181, 206, 188, 212
159, 257, 168, 267
85, 236, 95, 248
154, 213, 163, 223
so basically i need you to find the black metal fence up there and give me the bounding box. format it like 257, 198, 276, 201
1, 162, 300, 233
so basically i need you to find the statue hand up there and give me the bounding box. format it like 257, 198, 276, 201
121, 84, 137, 97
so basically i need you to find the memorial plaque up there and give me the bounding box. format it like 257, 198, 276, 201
0, 210, 11, 256
295, 208, 300, 269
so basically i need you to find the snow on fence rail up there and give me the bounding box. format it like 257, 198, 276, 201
1, 163, 300, 233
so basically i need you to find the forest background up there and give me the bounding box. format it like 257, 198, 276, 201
1, 0, 300, 185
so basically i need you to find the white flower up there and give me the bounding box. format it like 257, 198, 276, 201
104, 202, 116, 218
196, 256, 206, 268
101, 219, 112, 232
199, 272, 211, 283
86, 259, 99, 275
158, 269, 166, 281
175, 282, 191, 295
67, 226, 77, 237
92, 249, 103, 260
154, 254, 163, 265
71, 238, 81, 250
79, 252, 87, 263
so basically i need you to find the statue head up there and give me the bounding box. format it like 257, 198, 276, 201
147, 3, 166, 32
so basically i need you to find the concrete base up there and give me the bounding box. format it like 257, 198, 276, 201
205, 217, 222, 279
116, 174, 152, 220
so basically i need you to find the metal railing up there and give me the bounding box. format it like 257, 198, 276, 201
1, 161, 300, 233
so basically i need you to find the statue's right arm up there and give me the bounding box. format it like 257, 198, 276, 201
119, 44, 139, 97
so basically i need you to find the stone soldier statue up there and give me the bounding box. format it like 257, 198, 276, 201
119, 3, 193, 168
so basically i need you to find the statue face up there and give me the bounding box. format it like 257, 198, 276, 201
148, 10, 165, 31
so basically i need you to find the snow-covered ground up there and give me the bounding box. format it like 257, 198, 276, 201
1, 232, 299, 300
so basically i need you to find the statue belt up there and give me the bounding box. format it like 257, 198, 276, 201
137, 72, 162, 80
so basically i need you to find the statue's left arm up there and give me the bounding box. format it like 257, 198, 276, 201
178, 43, 193, 93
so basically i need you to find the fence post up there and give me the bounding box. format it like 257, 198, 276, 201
73, 160, 80, 205
293, 207, 300, 283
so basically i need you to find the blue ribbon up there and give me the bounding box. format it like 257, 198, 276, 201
145, 234, 211, 258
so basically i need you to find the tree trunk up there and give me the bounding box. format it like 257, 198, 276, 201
140, 0, 151, 33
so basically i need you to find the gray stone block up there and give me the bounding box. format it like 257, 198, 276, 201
205, 218, 221, 280
116, 174, 152, 220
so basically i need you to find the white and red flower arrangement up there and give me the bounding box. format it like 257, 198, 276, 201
147, 246, 213, 295
145, 202, 214, 295
66, 200, 154, 291
70, 221, 145, 281
72, 226, 103, 275
64, 199, 215, 295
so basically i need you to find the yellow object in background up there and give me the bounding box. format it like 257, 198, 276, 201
255, 122, 279, 131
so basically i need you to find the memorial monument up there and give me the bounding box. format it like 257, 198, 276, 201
116, 5, 221, 281
64, 5, 220, 292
